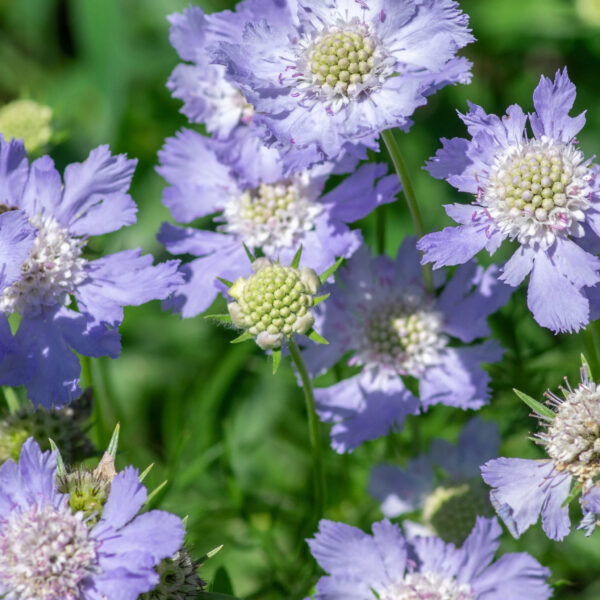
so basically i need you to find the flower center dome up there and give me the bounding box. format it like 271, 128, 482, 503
294, 21, 394, 111
542, 376, 600, 489
0, 503, 97, 600
381, 572, 474, 600
220, 174, 323, 254
0, 215, 87, 317
483, 138, 593, 248
358, 294, 447, 375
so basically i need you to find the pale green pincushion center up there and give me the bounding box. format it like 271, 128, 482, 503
490, 145, 573, 223
238, 265, 313, 337
308, 29, 375, 93
239, 183, 298, 226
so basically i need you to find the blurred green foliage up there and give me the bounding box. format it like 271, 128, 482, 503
2, 0, 600, 598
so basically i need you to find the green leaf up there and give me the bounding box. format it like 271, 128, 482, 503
212, 566, 235, 596
48, 439, 67, 477
272, 348, 282, 374
139, 463, 154, 482
513, 388, 555, 420
200, 594, 241, 600
145, 479, 168, 505
217, 277, 234, 288
312, 293, 330, 306
319, 256, 344, 284
205, 314, 233, 323
581, 353, 593, 380
230, 331, 253, 344
562, 482, 583, 507
308, 329, 329, 345
242, 242, 255, 262
291, 245, 303, 268
106, 422, 120, 459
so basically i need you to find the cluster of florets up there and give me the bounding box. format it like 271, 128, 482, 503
484, 138, 592, 248
539, 372, 600, 490
380, 572, 474, 600
228, 258, 320, 350
363, 295, 447, 375
0, 391, 94, 464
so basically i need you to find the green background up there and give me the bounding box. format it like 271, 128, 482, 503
2, 0, 600, 597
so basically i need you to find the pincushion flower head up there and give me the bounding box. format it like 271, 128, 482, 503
0, 438, 184, 600
418, 68, 600, 333
216, 0, 474, 160
224, 252, 332, 353
0, 139, 182, 408
307, 517, 552, 600
301, 239, 511, 453
157, 130, 397, 318
481, 361, 600, 540
369, 418, 499, 545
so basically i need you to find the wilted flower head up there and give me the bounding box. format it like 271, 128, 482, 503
369, 418, 499, 544
418, 69, 600, 333
302, 239, 510, 452
217, 0, 474, 160
157, 130, 396, 317
0, 389, 94, 465
482, 361, 600, 540
307, 517, 552, 600
0, 438, 184, 600
227, 257, 322, 350
0, 137, 182, 407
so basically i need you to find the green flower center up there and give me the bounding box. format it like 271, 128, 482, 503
308, 29, 376, 94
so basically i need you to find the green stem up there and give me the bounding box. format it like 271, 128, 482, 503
381, 129, 434, 294
376, 203, 386, 255
585, 320, 600, 377
288, 338, 325, 523
81, 355, 109, 447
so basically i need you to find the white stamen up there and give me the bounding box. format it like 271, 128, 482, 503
0, 215, 87, 317
379, 571, 474, 600
291, 18, 395, 113
482, 137, 593, 249
0, 503, 98, 600
219, 172, 323, 254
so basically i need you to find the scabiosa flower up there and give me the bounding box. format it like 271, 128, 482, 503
481, 363, 600, 540
0, 438, 184, 600
307, 517, 552, 600
418, 68, 600, 333
0, 139, 182, 407
216, 0, 474, 160
369, 418, 498, 545
302, 239, 510, 452
157, 129, 397, 318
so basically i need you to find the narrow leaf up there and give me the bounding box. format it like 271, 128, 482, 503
562, 482, 583, 507
217, 277, 234, 288
272, 348, 282, 374
513, 388, 555, 420
291, 245, 303, 268
319, 256, 344, 284
212, 566, 234, 596
198, 544, 225, 564
205, 314, 233, 323
312, 293, 330, 306
107, 423, 120, 459
231, 331, 253, 344
139, 463, 154, 482
308, 329, 329, 345
242, 242, 255, 262
49, 439, 67, 477
581, 353, 593, 380
145, 479, 168, 505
